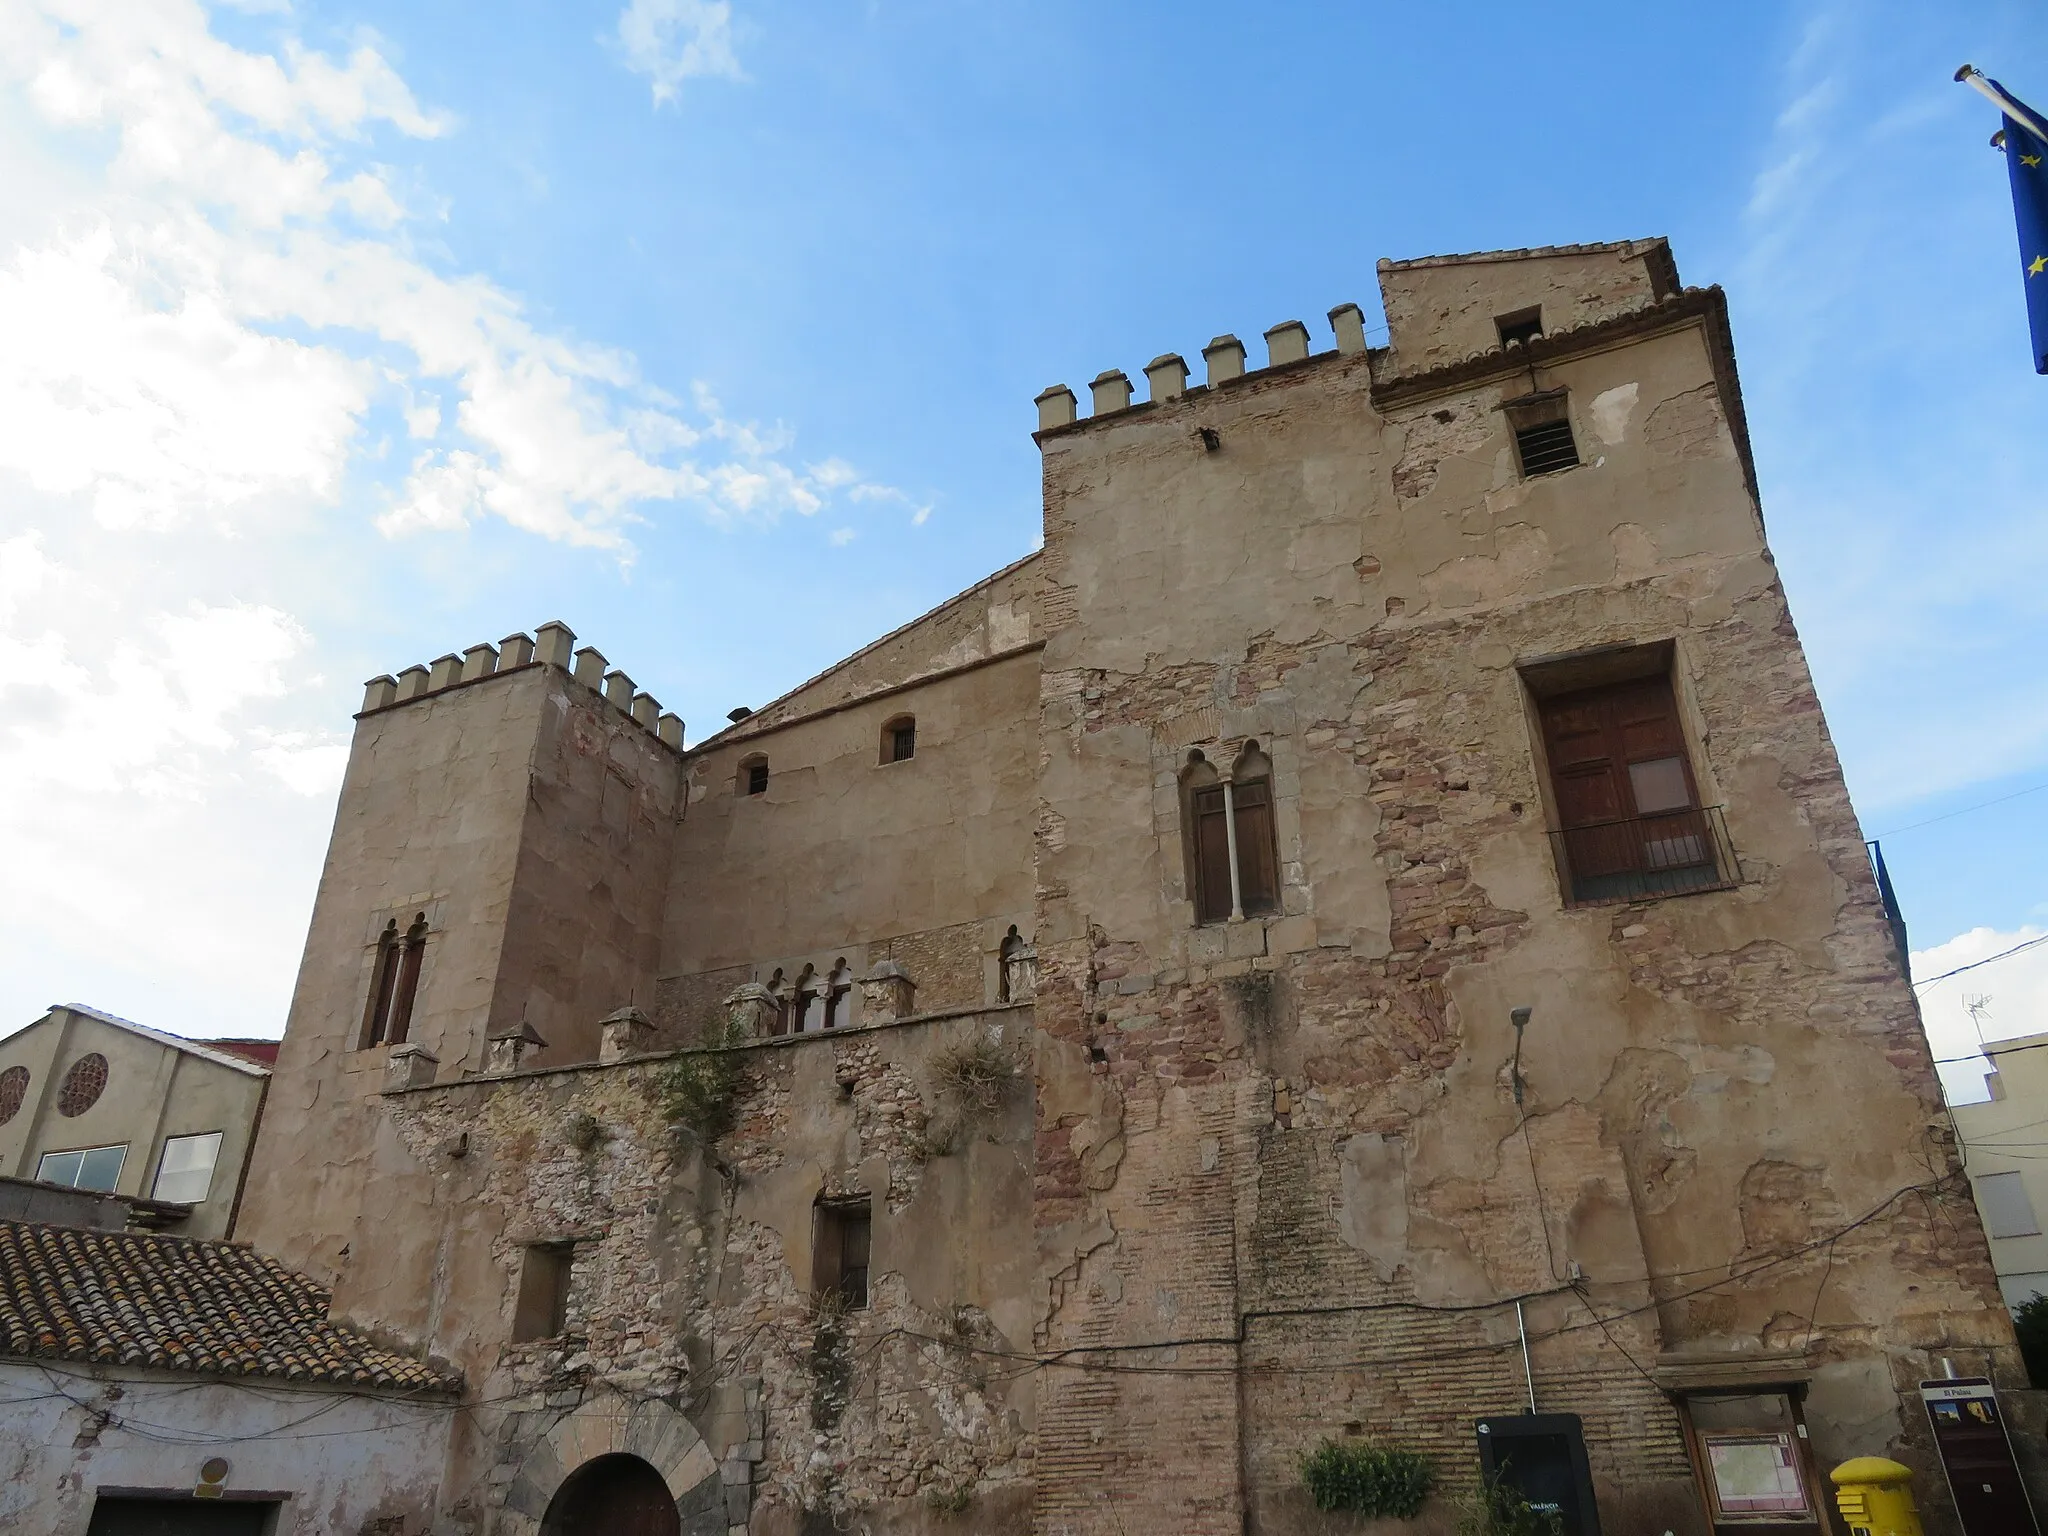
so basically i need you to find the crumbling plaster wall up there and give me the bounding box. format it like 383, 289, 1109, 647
1028, 307, 2011, 1535
660, 653, 1040, 1031
1377, 241, 1672, 373
0, 1361, 453, 1536
361, 1006, 1037, 1535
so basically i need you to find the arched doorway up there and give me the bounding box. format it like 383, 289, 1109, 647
540, 1453, 680, 1536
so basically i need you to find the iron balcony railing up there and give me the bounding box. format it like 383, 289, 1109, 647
1548, 804, 1739, 907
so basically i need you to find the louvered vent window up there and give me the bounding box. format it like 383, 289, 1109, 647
1514, 418, 1581, 475
1505, 390, 1580, 479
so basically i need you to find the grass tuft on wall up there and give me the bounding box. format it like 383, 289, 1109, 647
1300, 1439, 1435, 1518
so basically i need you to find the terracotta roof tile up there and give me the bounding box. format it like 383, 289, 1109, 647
0, 1220, 459, 1393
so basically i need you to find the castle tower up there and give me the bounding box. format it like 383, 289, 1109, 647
237, 623, 683, 1292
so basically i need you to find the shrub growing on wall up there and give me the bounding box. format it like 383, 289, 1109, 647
1300, 1439, 1435, 1517
655, 1017, 745, 1146
2015, 1292, 2048, 1387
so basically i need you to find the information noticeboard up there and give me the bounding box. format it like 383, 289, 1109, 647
1919, 1377, 2039, 1536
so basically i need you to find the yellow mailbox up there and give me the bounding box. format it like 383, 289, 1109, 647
1831, 1457, 1923, 1536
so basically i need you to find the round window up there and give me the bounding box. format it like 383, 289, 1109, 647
0, 1065, 27, 1126
57, 1053, 108, 1117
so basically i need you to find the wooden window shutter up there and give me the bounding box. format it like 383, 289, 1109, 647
1233, 780, 1280, 914
1191, 785, 1233, 923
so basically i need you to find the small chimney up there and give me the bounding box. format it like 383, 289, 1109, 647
383, 1042, 438, 1094
484, 1020, 547, 1074
599, 1006, 656, 1066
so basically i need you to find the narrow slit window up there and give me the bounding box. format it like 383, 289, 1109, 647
362, 920, 401, 1048
813, 1199, 872, 1308
741, 756, 769, 797
883, 716, 916, 763
512, 1243, 574, 1341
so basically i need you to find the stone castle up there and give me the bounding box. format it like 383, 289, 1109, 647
238, 238, 2019, 1535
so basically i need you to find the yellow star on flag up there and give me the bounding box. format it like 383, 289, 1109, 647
2025, 153, 2045, 167
2033, 255, 2048, 277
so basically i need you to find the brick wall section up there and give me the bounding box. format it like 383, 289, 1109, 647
874, 920, 990, 1013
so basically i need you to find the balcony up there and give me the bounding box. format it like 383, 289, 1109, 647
1548, 805, 1739, 907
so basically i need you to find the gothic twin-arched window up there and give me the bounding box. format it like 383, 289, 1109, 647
362, 914, 430, 1048
1183, 742, 1280, 925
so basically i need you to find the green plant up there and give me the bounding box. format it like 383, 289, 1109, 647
2016, 1292, 2048, 1387
560, 1110, 603, 1152
918, 1034, 1022, 1157
1454, 1472, 1562, 1536
1299, 1439, 1435, 1518
922, 1482, 972, 1515
654, 1017, 746, 1146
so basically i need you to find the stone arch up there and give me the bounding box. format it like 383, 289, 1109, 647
503, 1391, 724, 1536
541, 1454, 678, 1536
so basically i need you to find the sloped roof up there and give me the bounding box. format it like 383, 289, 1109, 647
1376, 237, 1670, 270
0, 1220, 459, 1393
51, 1004, 272, 1079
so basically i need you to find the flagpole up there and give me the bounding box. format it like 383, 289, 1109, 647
1957, 65, 2048, 146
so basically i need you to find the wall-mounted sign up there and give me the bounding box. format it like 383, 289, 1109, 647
1919, 1378, 2039, 1536
194, 1456, 231, 1499
1698, 1429, 1813, 1520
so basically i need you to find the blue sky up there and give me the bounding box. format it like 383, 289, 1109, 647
0, 0, 2043, 1092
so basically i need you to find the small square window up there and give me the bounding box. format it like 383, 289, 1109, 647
153, 1131, 223, 1204
512, 1243, 574, 1341
38, 1144, 127, 1193
1496, 308, 1544, 348
813, 1199, 872, 1309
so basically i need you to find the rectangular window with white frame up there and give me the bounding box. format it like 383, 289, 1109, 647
37, 1144, 127, 1193
152, 1131, 224, 1204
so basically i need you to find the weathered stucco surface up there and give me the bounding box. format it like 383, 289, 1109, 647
235, 239, 2018, 1536
0, 1362, 451, 1535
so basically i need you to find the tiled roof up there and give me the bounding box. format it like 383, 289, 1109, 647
1376, 237, 1669, 271
0, 1220, 459, 1393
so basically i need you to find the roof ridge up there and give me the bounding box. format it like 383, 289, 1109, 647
1378, 237, 1669, 272
692, 547, 1042, 749
51, 1004, 272, 1078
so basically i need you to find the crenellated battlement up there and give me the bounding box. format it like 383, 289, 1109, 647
1034, 301, 1370, 432
358, 619, 684, 750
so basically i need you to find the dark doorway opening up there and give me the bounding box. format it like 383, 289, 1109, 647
86, 1497, 279, 1536
541, 1453, 679, 1536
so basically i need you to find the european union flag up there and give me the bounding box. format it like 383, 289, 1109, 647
1986, 78, 2048, 373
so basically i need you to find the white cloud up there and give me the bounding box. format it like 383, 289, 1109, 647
828, 526, 855, 547
1915, 926, 2048, 1106
614, 0, 742, 106
0, 0, 845, 548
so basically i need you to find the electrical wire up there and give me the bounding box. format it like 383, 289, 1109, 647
1872, 780, 2048, 839
1915, 932, 2048, 991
